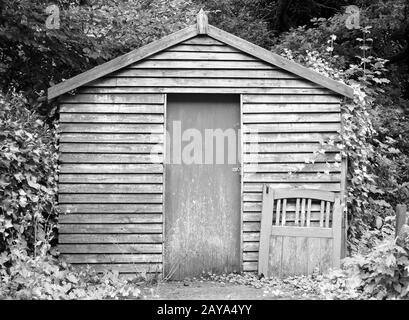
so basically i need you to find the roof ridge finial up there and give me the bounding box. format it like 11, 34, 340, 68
196, 8, 208, 34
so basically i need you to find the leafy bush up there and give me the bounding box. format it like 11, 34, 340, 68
275, 13, 409, 252
342, 239, 409, 299
0, 245, 141, 300
0, 91, 58, 254
322, 224, 409, 300
0, 0, 199, 114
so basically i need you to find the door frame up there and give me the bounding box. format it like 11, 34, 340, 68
162, 93, 244, 278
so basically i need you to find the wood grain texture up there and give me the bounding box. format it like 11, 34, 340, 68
59, 234, 162, 244
58, 183, 162, 193
164, 94, 241, 280
72, 263, 163, 274
258, 185, 274, 276
54, 32, 348, 274
62, 254, 162, 264
79, 87, 334, 95
59, 133, 164, 144
207, 25, 353, 98
59, 223, 163, 234
59, 204, 163, 213
58, 244, 162, 254
49, 28, 353, 100
257, 189, 343, 276
59, 214, 162, 224
48, 25, 198, 99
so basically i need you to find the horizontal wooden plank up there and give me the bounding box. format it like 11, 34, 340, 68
181, 37, 225, 45
59, 223, 162, 234
207, 25, 353, 98
243, 261, 258, 272
59, 204, 163, 213
60, 123, 164, 133
113, 69, 296, 79
59, 174, 163, 183
60, 114, 164, 123
242, 103, 340, 113
59, 184, 162, 194
60, 143, 161, 154
166, 44, 239, 52
59, 214, 162, 224
274, 188, 336, 201
243, 113, 340, 123
131, 60, 275, 69
243, 252, 259, 261
60, 154, 163, 163
73, 263, 162, 273
243, 204, 330, 216
94, 78, 320, 88
243, 193, 336, 204
60, 133, 164, 144
62, 253, 162, 264
80, 87, 332, 95
148, 51, 257, 61
243, 152, 339, 163
60, 94, 164, 104
59, 243, 162, 254
243, 162, 341, 173
243, 94, 339, 103
47, 24, 198, 100
59, 233, 162, 243
243, 123, 341, 133
58, 194, 163, 204
243, 183, 341, 193
60, 104, 164, 113
243, 173, 341, 183
243, 222, 260, 232
243, 143, 338, 153
243, 242, 259, 252
243, 211, 262, 221
270, 226, 332, 238
59, 164, 163, 174
243, 232, 260, 242
243, 133, 339, 143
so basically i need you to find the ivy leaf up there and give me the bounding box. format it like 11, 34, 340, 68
27, 176, 40, 189
66, 274, 79, 284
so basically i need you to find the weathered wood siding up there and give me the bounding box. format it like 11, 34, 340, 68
241, 95, 342, 272
58, 35, 342, 275
58, 93, 165, 274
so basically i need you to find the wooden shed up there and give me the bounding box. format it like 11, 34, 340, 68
48, 10, 353, 279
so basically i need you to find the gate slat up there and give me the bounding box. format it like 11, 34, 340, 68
281, 199, 287, 226
306, 199, 312, 227
275, 200, 281, 226
300, 198, 306, 226
319, 200, 325, 227
258, 185, 274, 276
325, 201, 331, 228
295, 198, 300, 226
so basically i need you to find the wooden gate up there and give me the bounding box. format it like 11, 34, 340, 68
258, 186, 342, 277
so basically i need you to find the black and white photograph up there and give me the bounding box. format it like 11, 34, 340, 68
0, 0, 408, 308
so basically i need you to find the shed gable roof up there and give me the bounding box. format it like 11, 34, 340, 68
48, 24, 354, 100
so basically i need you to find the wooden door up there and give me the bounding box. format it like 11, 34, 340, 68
164, 94, 241, 280
258, 186, 342, 277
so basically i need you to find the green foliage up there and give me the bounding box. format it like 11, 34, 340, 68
0, 244, 141, 300
0, 0, 199, 113
194, 0, 274, 48
341, 238, 409, 299
274, 1, 409, 252
0, 91, 58, 253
